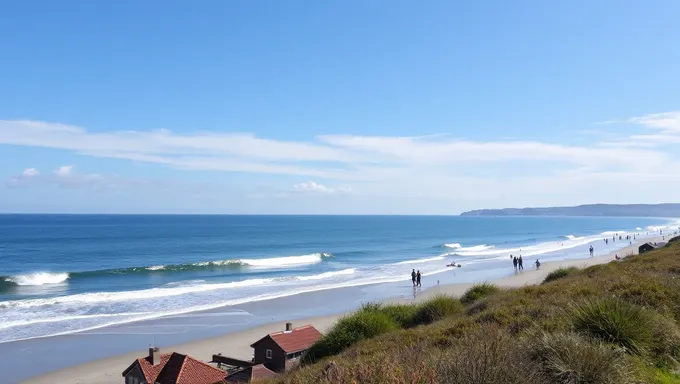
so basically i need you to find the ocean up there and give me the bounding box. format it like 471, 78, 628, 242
0, 214, 678, 381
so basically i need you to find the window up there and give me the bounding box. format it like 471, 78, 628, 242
266, 349, 272, 359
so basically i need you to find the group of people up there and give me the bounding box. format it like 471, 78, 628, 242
511, 255, 524, 270
411, 269, 421, 287
511, 254, 541, 270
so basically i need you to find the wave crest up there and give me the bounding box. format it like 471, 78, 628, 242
3, 272, 70, 286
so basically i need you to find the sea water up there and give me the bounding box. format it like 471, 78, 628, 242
1, 214, 678, 347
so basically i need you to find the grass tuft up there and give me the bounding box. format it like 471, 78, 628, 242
302, 310, 398, 365
411, 295, 463, 326
529, 332, 632, 384
543, 267, 579, 284
460, 283, 500, 305
570, 298, 655, 354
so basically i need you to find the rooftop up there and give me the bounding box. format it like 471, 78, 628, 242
251, 324, 322, 354
123, 351, 226, 384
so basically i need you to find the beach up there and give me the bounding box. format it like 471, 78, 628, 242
22, 236, 658, 384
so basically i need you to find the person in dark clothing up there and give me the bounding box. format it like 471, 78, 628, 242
512, 256, 518, 270
518, 255, 524, 270
416, 270, 421, 287
535, 259, 541, 269
411, 269, 416, 287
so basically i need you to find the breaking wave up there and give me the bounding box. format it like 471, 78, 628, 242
2, 272, 70, 287
0, 253, 332, 290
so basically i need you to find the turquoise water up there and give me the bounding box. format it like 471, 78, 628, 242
1, 214, 677, 347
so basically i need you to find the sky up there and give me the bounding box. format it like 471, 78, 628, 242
1, 0, 679, 214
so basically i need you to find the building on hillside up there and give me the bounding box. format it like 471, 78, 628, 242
250, 323, 322, 373
225, 364, 278, 383
122, 347, 226, 384
639, 242, 658, 254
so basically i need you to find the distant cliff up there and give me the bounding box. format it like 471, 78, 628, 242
460, 203, 680, 217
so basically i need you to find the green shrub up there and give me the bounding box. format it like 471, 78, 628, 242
435, 325, 541, 384
570, 299, 655, 354
302, 310, 398, 364
460, 283, 500, 305
529, 332, 632, 384
543, 267, 579, 284
360, 302, 383, 312
378, 304, 419, 328
411, 295, 463, 326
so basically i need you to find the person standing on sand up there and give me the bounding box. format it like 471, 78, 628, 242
513, 256, 518, 270
518, 255, 524, 271
411, 269, 416, 287
535, 259, 541, 269
416, 270, 422, 287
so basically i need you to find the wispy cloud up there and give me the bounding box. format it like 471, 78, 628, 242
293, 181, 352, 194
1, 115, 679, 212
0, 119, 672, 178
628, 111, 680, 132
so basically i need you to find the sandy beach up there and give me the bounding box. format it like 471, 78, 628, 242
22, 236, 659, 384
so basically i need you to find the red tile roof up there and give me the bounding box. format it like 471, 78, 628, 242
250, 364, 278, 381
225, 364, 278, 383
123, 352, 226, 384
251, 324, 323, 354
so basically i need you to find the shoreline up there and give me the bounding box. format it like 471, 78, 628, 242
22, 236, 659, 384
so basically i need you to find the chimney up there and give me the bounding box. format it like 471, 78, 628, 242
285, 322, 293, 332
148, 347, 160, 365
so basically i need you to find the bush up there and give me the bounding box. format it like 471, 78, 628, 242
570, 299, 655, 354
411, 295, 463, 326
378, 304, 419, 328
460, 283, 500, 305
435, 325, 541, 384
529, 332, 632, 384
543, 267, 579, 284
302, 310, 398, 364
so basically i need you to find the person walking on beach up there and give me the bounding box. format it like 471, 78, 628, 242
416, 270, 422, 287
535, 259, 541, 269
411, 269, 416, 287
589, 245, 594, 257
513, 256, 518, 270
518, 255, 524, 271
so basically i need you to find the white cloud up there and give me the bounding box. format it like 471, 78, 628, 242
55, 165, 73, 177
628, 111, 680, 132
22, 168, 39, 177
293, 181, 352, 194
1, 115, 679, 212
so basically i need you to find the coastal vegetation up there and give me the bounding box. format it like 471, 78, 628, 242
542, 266, 579, 283
268, 237, 680, 383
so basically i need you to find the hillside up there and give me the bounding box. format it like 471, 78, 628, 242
266, 238, 680, 384
460, 203, 680, 217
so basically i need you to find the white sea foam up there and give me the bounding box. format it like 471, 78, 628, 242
449, 236, 597, 258
146, 265, 165, 271
297, 268, 356, 280
240, 253, 331, 267
396, 256, 445, 265
444, 243, 462, 249
4, 272, 70, 286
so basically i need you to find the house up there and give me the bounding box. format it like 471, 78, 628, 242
250, 323, 322, 373
639, 242, 658, 254
225, 364, 278, 383
122, 347, 226, 384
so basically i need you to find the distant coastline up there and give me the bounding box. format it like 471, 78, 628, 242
460, 203, 680, 217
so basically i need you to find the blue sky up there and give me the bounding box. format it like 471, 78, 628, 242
1, 0, 679, 214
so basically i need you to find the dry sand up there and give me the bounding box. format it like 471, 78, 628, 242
23, 236, 660, 384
